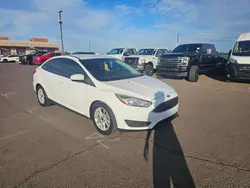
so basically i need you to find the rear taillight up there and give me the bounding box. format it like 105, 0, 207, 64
33, 69, 37, 74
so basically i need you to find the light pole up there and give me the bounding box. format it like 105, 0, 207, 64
177, 33, 180, 46
89, 42, 91, 52
58, 10, 64, 53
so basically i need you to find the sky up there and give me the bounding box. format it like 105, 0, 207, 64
0, 0, 250, 53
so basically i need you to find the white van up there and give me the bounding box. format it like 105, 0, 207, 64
225, 32, 250, 81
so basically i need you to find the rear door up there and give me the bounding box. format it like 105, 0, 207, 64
200, 44, 213, 70
40, 58, 65, 103
52, 57, 96, 115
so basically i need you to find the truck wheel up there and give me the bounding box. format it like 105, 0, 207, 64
28, 59, 33, 65
188, 65, 199, 82
144, 64, 154, 76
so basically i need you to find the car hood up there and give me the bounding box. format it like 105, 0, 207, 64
232, 55, 250, 65
126, 55, 153, 59
107, 54, 123, 58
100, 76, 176, 101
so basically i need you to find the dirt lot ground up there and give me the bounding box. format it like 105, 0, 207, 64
0, 63, 250, 188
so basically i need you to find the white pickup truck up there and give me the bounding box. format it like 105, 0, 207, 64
123, 48, 170, 76
0, 55, 20, 63
107, 48, 137, 60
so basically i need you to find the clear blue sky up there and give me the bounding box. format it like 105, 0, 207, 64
0, 0, 250, 52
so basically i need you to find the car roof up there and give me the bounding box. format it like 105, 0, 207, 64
237, 32, 250, 41
61, 54, 115, 60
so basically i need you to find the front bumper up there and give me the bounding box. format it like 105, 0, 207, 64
113, 91, 179, 130
156, 65, 188, 77
226, 63, 250, 80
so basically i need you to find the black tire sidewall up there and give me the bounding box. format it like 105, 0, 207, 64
188, 66, 199, 82
144, 64, 154, 76
91, 102, 117, 135
36, 86, 50, 107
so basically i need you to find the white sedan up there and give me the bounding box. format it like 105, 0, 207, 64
33, 55, 179, 135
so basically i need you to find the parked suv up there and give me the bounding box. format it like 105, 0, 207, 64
123, 48, 169, 76
33, 52, 62, 65
19, 51, 48, 65
156, 43, 224, 82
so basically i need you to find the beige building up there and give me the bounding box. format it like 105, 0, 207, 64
0, 37, 59, 55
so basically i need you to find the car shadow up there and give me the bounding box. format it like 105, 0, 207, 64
144, 91, 195, 188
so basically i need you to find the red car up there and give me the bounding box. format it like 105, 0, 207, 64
33, 52, 62, 65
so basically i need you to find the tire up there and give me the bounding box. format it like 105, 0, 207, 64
187, 65, 199, 82
36, 86, 52, 107
28, 59, 33, 65
2, 59, 8, 63
91, 102, 117, 135
144, 64, 154, 76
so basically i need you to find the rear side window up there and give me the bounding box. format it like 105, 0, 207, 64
42, 58, 95, 86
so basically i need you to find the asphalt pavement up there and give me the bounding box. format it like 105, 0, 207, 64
0, 63, 250, 188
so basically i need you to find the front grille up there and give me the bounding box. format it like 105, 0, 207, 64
239, 65, 250, 72
153, 97, 178, 113
160, 58, 182, 65
124, 57, 139, 67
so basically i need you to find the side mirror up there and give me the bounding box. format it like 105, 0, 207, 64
70, 74, 85, 82
228, 50, 232, 54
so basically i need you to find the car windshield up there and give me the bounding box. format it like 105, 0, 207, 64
136, 49, 156, 55
80, 58, 142, 81
172, 44, 202, 53
107, 48, 125, 55
232, 40, 250, 56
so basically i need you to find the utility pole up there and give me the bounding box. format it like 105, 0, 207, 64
177, 33, 180, 46
88, 42, 91, 52
58, 10, 64, 53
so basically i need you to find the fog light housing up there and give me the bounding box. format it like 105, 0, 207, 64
125, 120, 151, 127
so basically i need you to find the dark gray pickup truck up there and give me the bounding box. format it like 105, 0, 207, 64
156, 43, 225, 82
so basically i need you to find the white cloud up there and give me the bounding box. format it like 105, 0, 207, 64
115, 4, 142, 15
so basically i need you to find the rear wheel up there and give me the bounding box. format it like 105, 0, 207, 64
36, 86, 52, 107
2, 59, 8, 63
188, 65, 199, 82
91, 102, 117, 135
28, 59, 33, 65
144, 64, 154, 76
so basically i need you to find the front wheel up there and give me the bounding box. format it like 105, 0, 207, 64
144, 64, 154, 76
187, 65, 199, 82
91, 102, 117, 135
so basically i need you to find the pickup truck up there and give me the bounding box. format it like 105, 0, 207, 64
107, 48, 137, 60
123, 48, 169, 76
19, 51, 48, 65
156, 43, 224, 82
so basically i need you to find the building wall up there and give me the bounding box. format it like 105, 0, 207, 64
0, 37, 59, 55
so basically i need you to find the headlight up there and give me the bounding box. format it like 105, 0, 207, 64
181, 57, 190, 65
139, 59, 146, 64
115, 94, 152, 107
229, 58, 238, 64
